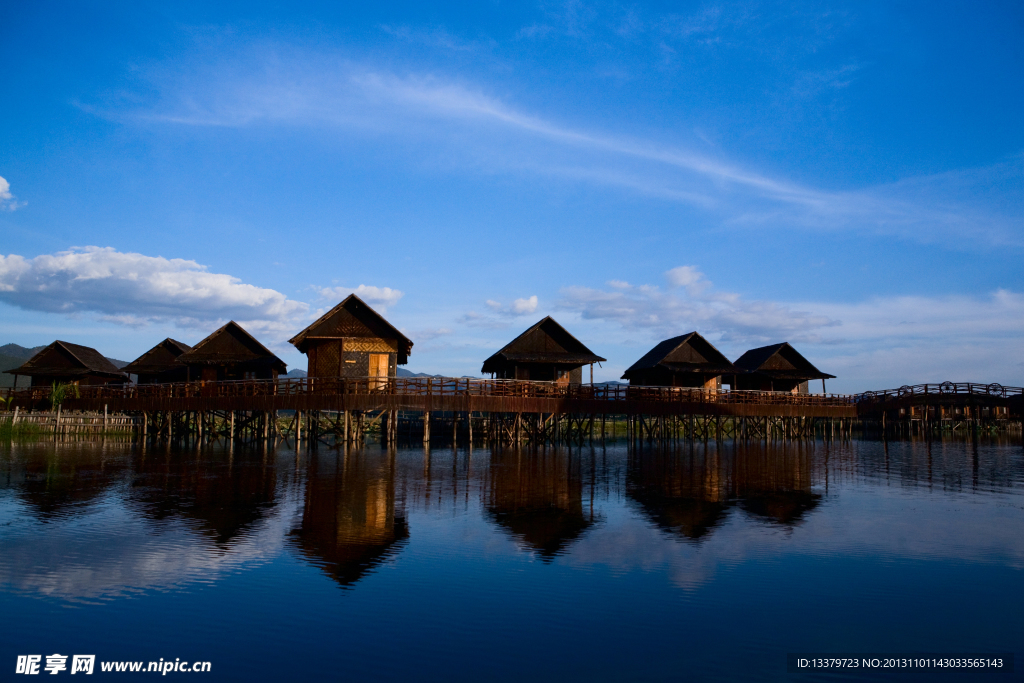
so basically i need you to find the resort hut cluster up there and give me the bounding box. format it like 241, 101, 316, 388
4, 294, 834, 393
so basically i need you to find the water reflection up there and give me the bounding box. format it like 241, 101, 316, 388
129, 445, 279, 546
5, 442, 129, 522
485, 447, 598, 561
0, 436, 1021, 606
290, 449, 408, 588
627, 442, 821, 543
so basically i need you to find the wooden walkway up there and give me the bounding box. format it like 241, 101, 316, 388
3, 376, 859, 419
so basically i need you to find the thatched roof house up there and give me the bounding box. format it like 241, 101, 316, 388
176, 321, 286, 381
3, 341, 126, 387
733, 343, 835, 394
122, 338, 192, 384
622, 332, 736, 389
289, 294, 412, 381
481, 317, 605, 383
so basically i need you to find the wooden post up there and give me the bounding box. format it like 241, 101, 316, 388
11, 406, 18, 425
55, 404, 62, 436
229, 411, 235, 441
296, 410, 302, 443
344, 410, 350, 444
423, 411, 430, 443
103, 404, 108, 432
468, 411, 473, 446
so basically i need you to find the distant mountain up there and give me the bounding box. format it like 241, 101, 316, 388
397, 368, 440, 378
0, 343, 45, 359
284, 369, 307, 378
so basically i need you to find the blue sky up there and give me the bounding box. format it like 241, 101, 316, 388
1, 1, 1022, 391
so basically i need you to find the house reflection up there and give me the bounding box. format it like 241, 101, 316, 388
627, 442, 822, 541
290, 450, 408, 588
627, 446, 731, 542
5, 444, 130, 522
733, 443, 821, 526
485, 447, 597, 561
129, 446, 278, 546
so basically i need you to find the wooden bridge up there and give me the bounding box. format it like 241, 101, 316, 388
1, 377, 1020, 445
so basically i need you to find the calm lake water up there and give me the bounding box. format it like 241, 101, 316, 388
1, 437, 1021, 682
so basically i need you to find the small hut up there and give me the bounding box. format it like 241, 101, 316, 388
621, 332, 736, 389
288, 294, 413, 382
481, 317, 605, 383
122, 338, 193, 384
733, 343, 835, 394
3, 341, 126, 387
176, 321, 286, 382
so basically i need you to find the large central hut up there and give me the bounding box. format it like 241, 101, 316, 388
176, 321, 286, 381
122, 338, 193, 384
3, 341, 126, 387
622, 332, 736, 389
289, 294, 413, 383
481, 317, 605, 384
733, 342, 835, 394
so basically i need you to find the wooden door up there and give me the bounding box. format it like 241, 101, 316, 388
369, 353, 388, 390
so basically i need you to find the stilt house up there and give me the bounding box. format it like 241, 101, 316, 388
176, 321, 286, 381
288, 294, 413, 382
481, 317, 605, 383
3, 341, 126, 387
122, 338, 192, 384
733, 343, 835, 394
621, 332, 736, 389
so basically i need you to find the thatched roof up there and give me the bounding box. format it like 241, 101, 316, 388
733, 343, 835, 381
481, 317, 605, 374
177, 321, 286, 372
2, 340, 126, 380
122, 338, 193, 375
289, 294, 413, 364
621, 332, 736, 380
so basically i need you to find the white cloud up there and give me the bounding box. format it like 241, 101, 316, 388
315, 284, 404, 312
0, 176, 23, 211
559, 268, 834, 344
0, 247, 309, 333
556, 266, 1024, 390
483, 295, 539, 317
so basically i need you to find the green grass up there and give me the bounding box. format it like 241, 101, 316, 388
0, 419, 44, 440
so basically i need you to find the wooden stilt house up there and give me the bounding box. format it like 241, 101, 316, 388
3, 341, 127, 387
288, 295, 413, 385
621, 332, 736, 389
481, 317, 605, 383
176, 321, 286, 381
733, 343, 835, 394
122, 338, 193, 384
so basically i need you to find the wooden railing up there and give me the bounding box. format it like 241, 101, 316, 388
0, 377, 857, 407
854, 382, 1024, 403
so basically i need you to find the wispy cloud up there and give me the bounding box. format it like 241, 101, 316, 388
558, 268, 836, 344
0, 176, 24, 211
89, 44, 1024, 248
315, 284, 404, 312
0, 247, 309, 334
554, 266, 1024, 389
485, 295, 539, 316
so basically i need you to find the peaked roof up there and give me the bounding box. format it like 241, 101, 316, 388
3, 340, 126, 379
176, 321, 286, 372
733, 342, 835, 380
622, 332, 736, 379
288, 294, 413, 363
481, 317, 605, 373
122, 338, 193, 375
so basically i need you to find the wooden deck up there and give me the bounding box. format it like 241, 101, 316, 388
2, 376, 860, 419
